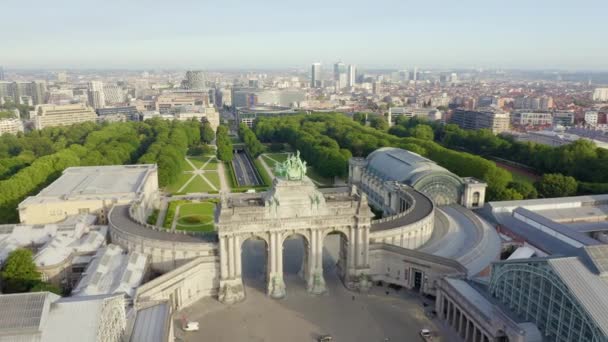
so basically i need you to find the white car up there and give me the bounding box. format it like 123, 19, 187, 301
419, 329, 432, 340
183, 321, 199, 332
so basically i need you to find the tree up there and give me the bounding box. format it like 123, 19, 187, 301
1, 249, 40, 293
30, 282, 62, 295
536, 173, 578, 198
369, 116, 388, 130
508, 181, 538, 199
216, 125, 234, 162
352, 113, 366, 125
201, 122, 215, 144
409, 125, 434, 140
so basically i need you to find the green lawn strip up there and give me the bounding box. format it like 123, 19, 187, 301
204, 172, 221, 189
262, 155, 279, 170
165, 173, 195, 194
187, 156, 206, 169
202, 158, 218, 170
253, 158, 272, 186
162, 200, 190, 228
181, 157, 195, 171
306, 166, 332, 186
182, 176, 215, 193
511, 171, 535, 185
264, 153, 289, 163
175, 202, 216, 232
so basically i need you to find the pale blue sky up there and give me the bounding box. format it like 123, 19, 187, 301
2, 0, 607, 70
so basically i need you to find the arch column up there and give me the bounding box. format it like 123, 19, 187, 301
267, 232, 286, 298
218, 234, 245, 304
307, 229, 326, 294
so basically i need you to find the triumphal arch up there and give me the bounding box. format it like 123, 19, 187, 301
216, 152, 374, 304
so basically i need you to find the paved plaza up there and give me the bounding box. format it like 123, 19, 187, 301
174, 236, 455, 342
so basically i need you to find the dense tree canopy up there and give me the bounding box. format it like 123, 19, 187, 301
253, 113, 514, 196
239, 123, 265, 157
201, 122, 215, 144
0, 119, 203, 223
1, 249, 41, 293
536, 174, 578, 198
216, 125, 234, 162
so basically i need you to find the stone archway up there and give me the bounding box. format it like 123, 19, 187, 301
280, 232, 311, 294
241, 235, 270, 294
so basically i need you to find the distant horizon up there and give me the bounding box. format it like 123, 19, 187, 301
3, 66, 608, 73
2, 0, 607, 71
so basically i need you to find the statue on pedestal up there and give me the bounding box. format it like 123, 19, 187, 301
274, 151, 307, 181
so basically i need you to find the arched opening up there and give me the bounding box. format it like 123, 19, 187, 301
472, 192, 480, 207
323, 230, 349, 288
241, 236, 268, 293
282, 233, 309, 291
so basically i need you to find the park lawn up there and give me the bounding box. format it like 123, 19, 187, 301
165, 173, 194, 194
262, 155, 280, 169
203, 172, 221, 189
163, 200, 189, 228
306, 166, 333, 187
187, 156, 207, 169
202, 157, 218, 170
183, 176, 216, 193
511, 171, 536, 185
175, 202, 216, 232
265, 153, 289, 162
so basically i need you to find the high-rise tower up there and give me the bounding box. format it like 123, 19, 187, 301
311, 63, 321, 88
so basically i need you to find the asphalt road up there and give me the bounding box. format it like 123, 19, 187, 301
233, 150, 262, 187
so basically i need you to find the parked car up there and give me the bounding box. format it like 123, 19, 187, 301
183, 321, 199, 332
419, 329, 432, 340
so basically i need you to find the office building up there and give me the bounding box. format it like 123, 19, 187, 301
3, 81, 47, 105
215, 87, 232, 107
185, 70, 206, 90
87, 81, 106, 109
170, 105, 220, 130
103, 84, 126, 104
155, 91, 210, 113
235, 105, 296, 127
0, 66, 4, 81
513, 95, 554, 111
333, 61, 347, 90
450, 109, 510, 134
511, 112, 553, 127
232, 88, 305, 108
96, 106, 140, 122
585, 111, 599, 126
32, 103, 97, 130
311, 62, 321, 88
553, 111, 575, 126
56, 71, 67, 83
0, 117, 24, 135
592, 88, 608, 102
347, 64, 356, 88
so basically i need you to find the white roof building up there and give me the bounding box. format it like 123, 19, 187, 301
18, 164, 158, 225
73, 244, 148, 298
0, 214, 108, 285
0, 292, 126, 342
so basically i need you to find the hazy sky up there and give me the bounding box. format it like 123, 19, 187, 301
2, 0, 607, 70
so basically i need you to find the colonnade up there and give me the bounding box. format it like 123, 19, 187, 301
218, 225, 371, 304
438, 293, 493, 342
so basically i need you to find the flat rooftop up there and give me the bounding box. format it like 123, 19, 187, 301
19, 164, 156, 207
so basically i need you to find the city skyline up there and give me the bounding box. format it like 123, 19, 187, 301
1, 0, 608, 70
